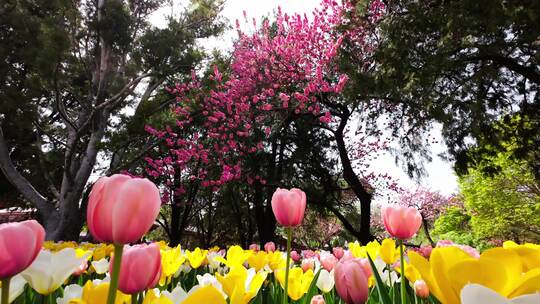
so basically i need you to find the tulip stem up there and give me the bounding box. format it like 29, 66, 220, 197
107, 244, 124, 304
1, 278, 10, 304
399, 239, 406, 304
282, 227, 292, 304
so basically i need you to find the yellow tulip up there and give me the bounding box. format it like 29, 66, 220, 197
184, 248, 208, 269
379, 239, 398, 264
182, 285, 226, 304
365, 240, 381, 259
267, 251, 286, 271
143, 290, 173, 304
503, 241, 540, 271
410, 246, 540, 304
349, 240, 380, 258
394, 261, 422, 283
275, 267, 314, 301
92, 244, 114, 261
69, 281, 131, 304
247, 251, 269, 271
348, 241, 363, 258
160, 245, 186, 285
215, 266, 267, 304
155, 241, 170, 250
215, 245, 252, 268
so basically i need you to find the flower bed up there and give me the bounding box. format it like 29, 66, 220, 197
0, 175, 538, 304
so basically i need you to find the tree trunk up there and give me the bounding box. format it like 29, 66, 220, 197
169, 200, 182, 247
422, 217, 435, 247
334, 113, 374, 244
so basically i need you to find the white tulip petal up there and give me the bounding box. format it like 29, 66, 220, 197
461, 284, 510, 304
511, 293, 540, 304
55, 284, 83, 304
21, 248, 87, 295
91, 258, 109, 274
316, 269, 335, 293
4, 275, 27, 303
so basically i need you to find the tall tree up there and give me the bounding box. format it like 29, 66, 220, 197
0, 0, 224, 240
368, 0, 540, 179
148, 0, 400, 244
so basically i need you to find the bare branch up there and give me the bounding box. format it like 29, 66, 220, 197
0, 124, 54, 215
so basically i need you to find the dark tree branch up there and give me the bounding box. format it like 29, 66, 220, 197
0, 124, 55, 216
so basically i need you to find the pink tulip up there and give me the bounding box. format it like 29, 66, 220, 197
302, 250, 317, 259
414, 280, 429, 298
264, 241, 276, 252
334, 259, 369, 304
271, 188, 306, 227
290, 250, 301, 262
87, 174, 161, 244
311, 295, 325, 304
73, 260, 88, 276
248, 244, 260, 252
332, 247, 344, 260
381, 205, 422, 240
301, 258, 316, 272
410, 245, 433, 259
320, 252, 338, 271
114, 243, 161, 294
0, 220, 45, 279
358, 258, 372, 278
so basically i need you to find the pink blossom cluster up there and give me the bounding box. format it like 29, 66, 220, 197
144, 0, 387, 203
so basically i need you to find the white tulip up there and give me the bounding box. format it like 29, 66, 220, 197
206, 252, 223, 272
21, 248, 89, 295
0, 275, 26, 303
90, 258, 109, 275
161, 285, 188, 304
56, 284, 83, 304
461, 284, 540, 304
316, 269, 335, 293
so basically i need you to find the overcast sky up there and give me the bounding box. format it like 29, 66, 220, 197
147, 0, 459, 196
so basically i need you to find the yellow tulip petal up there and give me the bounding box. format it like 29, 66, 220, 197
508, 268, 540, 298
183, 285, 226, 304
380, 239, 397, 265
430, 247, 473, 304
480, 248, 522, 295
409, 251, 444, 302
448, 258, 509, 298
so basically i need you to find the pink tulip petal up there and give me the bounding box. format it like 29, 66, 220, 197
111, 178, 161, 244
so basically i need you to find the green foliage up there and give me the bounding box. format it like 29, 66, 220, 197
460, 153, 540, 243
434, 152, 540, 246
369, 0, 540, 178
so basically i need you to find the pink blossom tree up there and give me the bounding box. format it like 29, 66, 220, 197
146, 0, 391, 244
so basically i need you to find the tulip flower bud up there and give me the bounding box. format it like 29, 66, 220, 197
334, 259, 369, 304
115, 243, 161, 294
290, 250, 301, 262
249, 244, 260, 252
271, 188, 306, 227
311, 295, 325, 304
301, 258, 316, 272
332, 247, 344, 260
264, 241, 276, 252
381, 205, 422, 240
0, 220, 45, 279
414, 280, 429, 298
87, 174, 161, 244
320, 252, 338, 271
